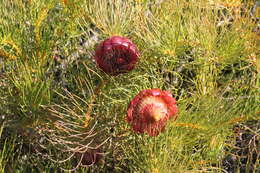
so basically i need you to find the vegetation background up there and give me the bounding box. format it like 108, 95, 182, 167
0, 0, 259, 172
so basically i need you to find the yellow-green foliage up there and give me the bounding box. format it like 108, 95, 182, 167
0, 0, 259, 172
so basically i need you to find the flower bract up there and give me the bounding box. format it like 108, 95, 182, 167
94, 36, 140, 75
126, 88, 178, 136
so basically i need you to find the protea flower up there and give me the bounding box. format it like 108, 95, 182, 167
81, 148, 103, 166
94, 36, 140, 75
126, 89, 178, 136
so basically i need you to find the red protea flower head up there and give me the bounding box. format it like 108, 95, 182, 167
80, 148, 103, 166
94, 36, 140, 75
126, 89, 178, 136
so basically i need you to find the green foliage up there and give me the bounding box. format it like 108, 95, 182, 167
0, 0, 259, 172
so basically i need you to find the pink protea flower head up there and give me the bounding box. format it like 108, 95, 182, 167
94, 36, 140, 75
126, 89, 178, 136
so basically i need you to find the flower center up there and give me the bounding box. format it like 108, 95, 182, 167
139, 96, 167, 122
116, 57, 125, 64
150, 107, 164, 122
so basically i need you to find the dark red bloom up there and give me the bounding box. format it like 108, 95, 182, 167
126, 89, 178, 136
94, 36, 140, 75
81, 149, 103, 166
